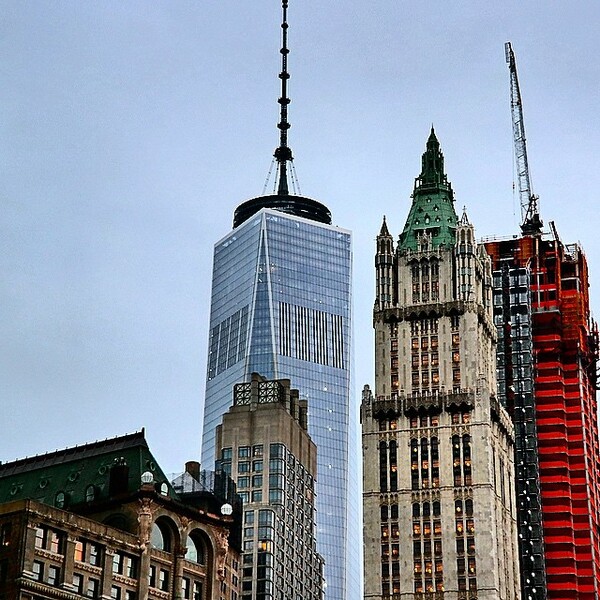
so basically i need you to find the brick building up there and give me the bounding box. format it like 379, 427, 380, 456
0, 430, 242, 600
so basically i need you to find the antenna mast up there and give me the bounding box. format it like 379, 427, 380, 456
274, 0, 293, 195
505, 42, 543, 236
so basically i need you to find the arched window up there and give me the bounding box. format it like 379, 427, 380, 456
85, 485, 96, 503
150, 518, 176, 552
151, 524, 166, 550
186, 530, 206, 564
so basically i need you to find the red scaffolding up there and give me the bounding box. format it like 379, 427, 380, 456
485, 234, 600, 599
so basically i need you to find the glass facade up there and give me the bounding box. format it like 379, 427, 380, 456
202, 208, 360, 600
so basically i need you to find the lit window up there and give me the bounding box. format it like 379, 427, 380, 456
0, 524, 11, 548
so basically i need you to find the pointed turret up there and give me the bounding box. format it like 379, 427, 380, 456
232, 0, 332, 228
375, 216, 395, 309
460, 206, 470, 226
379, 215, 391, 237
398, 128, 458, 252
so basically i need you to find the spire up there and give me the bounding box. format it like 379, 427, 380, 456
398, 127, 458, 252
232, 0, 333, 229
274, 0, 293, 195
460, 206, 470, 225
379, 215, 391, 237
420, 126, 445, 187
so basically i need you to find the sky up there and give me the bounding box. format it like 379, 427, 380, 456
2, 2, 599, 474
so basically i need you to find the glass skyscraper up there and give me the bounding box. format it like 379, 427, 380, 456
201, 3, 360, 596
202, 200, 359, 599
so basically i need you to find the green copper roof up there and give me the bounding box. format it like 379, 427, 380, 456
399, 128, 458, 252
0, 430, 177, 508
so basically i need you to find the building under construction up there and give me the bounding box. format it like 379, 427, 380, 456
482, 42, 600, 600
484, 232, 600, 599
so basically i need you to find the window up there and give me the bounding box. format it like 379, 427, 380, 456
237, 476, 250, 489
87, 578, 100, 599
151, 521, 172, 551
48, 565, 60, 586
89, 543, 100, 565
0, 523, 11, 547
73, 573, 83, 593
113, 552, 137, 578
238, 462, 250, 473
85, 485, 96, 502
32, 560, 43, 581
74, 541, 85, 562
252, 460, 263, 472
34, 526, 63, 554
238, 447, 250, 458
111, 587, 122, 600
182, 578, 191, 599
186, 531, 206, 564
149, 565, 157, 588
193, 581, 203, 600
159, 569, 169, 591
124, 592, 136, 600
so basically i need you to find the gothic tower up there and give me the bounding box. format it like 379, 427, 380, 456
362, 130, 520, 599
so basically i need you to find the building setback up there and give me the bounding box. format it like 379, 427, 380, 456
485, 232, 600, 599
0, 430, 242, 600
362, 130, 520, 599
215, 373, 323, 600
201, 3, 359, 598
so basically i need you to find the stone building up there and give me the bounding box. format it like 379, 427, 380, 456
215, 373, 324, 600
0, 430, 242, 600
362, 130, 520, 599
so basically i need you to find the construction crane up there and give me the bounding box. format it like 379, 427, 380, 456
505, 42, 543, 236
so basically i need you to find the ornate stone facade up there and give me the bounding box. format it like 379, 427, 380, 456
0, 431, 242, 600
362, 131, 520, 599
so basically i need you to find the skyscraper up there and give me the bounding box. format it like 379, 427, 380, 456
362, 130, 520, 598
201, 3, 359, 598
215, 373, 324, 600
485, 231, 600, 599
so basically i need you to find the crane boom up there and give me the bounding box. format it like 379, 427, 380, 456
505, 41, 543, 235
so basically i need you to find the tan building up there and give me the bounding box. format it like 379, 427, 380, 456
0, 431, 241, 600
215, 373, 324, 600
362, 130, 520, 599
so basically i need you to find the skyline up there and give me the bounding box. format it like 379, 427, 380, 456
2, 2, 600, 473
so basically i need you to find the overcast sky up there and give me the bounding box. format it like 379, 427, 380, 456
2, 2, 599, 473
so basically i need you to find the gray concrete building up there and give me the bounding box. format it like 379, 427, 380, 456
361, 130, 520, 599
215, 373, 324, 600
